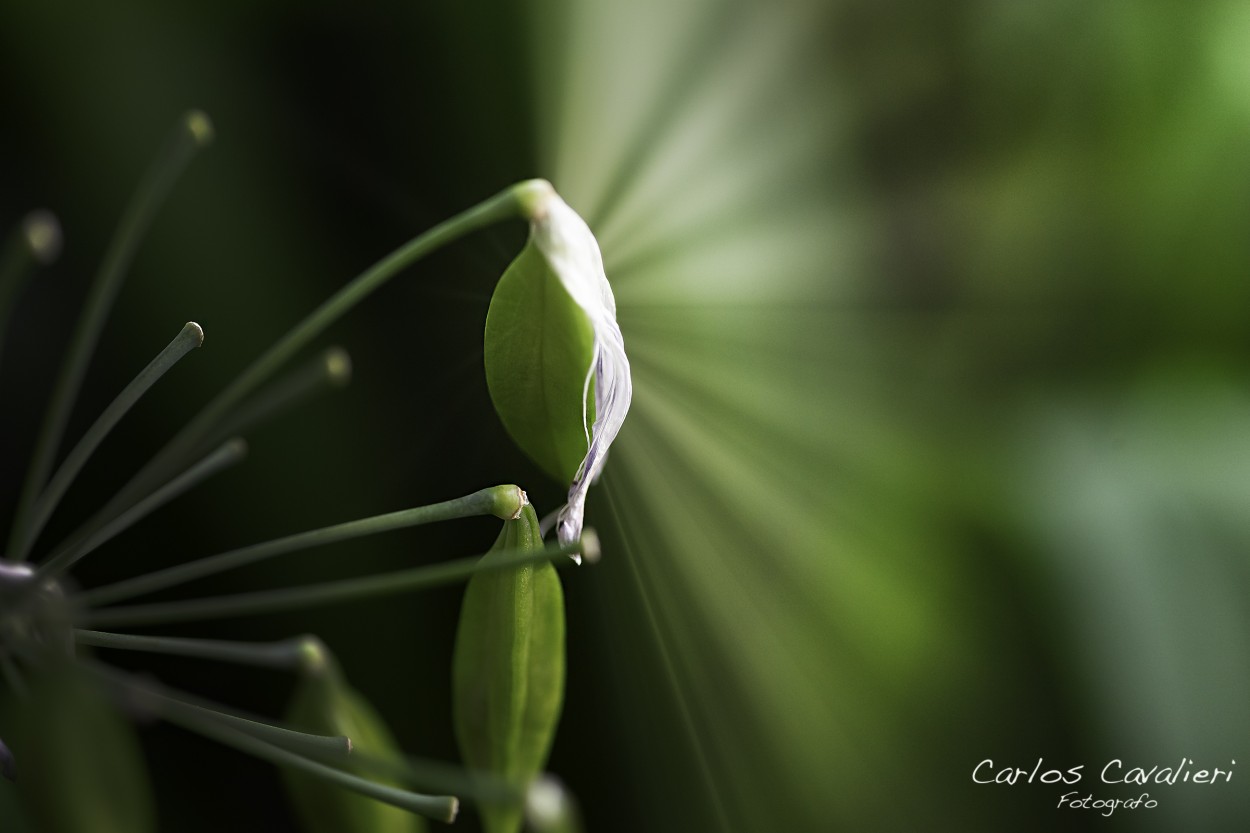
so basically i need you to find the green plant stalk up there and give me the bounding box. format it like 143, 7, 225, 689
90, 664, 457, 820
104, 181, 548, 519
82, 485, 527, 607
0, 210, 60, 370
345, 746, 523, 807
13, 322, 204, 561
74, 630, 315, 670
109, 635, 522, 807
173, 701, 457, 821
37, 438, 247, 581
73, 347, 350, 544
0, 224, 36, 344
192, 346, 352, 449
87, 660, 351, 762
84, 533, 595, 628
7, 112, 211, 562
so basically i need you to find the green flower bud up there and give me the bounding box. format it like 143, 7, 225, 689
452, 504, 566, 833
485, 185, 632, 552
485, 232, 596, 486
282, 641, 424, 833
0, 661, 155, 833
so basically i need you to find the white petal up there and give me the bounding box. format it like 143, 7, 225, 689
529, 191, 633, 552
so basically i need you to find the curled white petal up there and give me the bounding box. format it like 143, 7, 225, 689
528, 190, 632, 558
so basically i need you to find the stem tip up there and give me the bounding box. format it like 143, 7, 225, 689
183, 110, 215, 147
578, 528, 600, 564
184, 321, 205, 347
486, 485, 529, 520
22, 210, 62, 264
323, 347, 352, 387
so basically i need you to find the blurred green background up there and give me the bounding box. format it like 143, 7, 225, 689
2, 1, 1249, 830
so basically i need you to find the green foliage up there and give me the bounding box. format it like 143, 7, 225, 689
485, 240, 595, 484
282, 649, 424, 833
0, 661, 155, 833
452, 505, 566, 833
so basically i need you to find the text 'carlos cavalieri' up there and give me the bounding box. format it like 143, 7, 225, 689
972, 757, 1237, 818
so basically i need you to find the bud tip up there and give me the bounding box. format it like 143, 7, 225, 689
487, 485, 529, 520
296, 635, 329, 674
511, 488, 529, 520
514, 179, 557, 221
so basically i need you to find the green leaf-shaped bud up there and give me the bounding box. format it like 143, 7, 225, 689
485, 237, 595, 485
452, 504, 566, 833
282, 640, 425, 833
0, 660, 155, 833
486, 183, 632, 552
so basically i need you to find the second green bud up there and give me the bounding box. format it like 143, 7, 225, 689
452, 504, 566, 833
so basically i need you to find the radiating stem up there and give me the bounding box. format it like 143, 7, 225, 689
154, 688, 352, 763
37, 438, 247, 581
94, 659, 460, 822
81, 347, 350, 543
74, 629, 314, 670
103, 180, 545, 520
0, 210, 61, 367
7, 112, 212, 562
199, 719, 458, 822
197, 346, 351, 448
85, 531, 597, 628
89, 662, 351, 763
12, 322, 205, 561
83, 485, 528, 607
348, 746, 522, 806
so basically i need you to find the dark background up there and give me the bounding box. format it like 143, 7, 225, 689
2, 2, 1249, 831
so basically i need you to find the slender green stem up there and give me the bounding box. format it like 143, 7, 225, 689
156, 689, 352, 763
84, 531, 596, 628
197, 346, 351, 448
37, 438, 247, 581
199, 719, 458, 822
88, 662, 351, 763
8, 112, 212, 562
80, 347, 350, 544
12, 323, 205, 561
0, 210, 61, 368
74, 629, 315, 670
83, 485, 528, 607
348, 746, 523, 806
94, 659, 459, 822
102, 180, 540, 521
